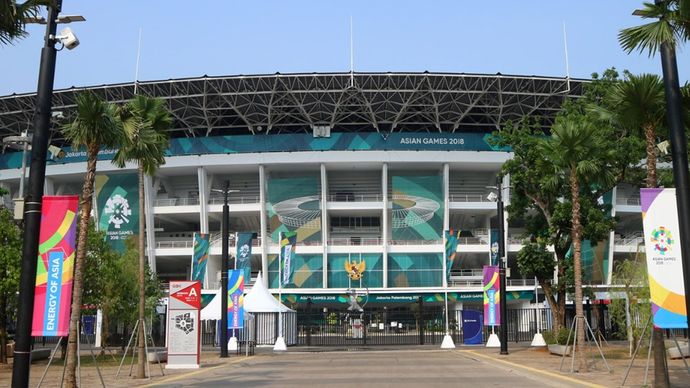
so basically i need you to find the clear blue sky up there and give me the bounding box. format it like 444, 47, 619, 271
2, 0, 688, 96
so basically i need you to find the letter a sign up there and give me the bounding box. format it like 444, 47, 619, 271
166, 280, 201, 369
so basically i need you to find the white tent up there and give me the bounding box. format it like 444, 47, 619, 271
200, 272, 295, 319
245, 273, 295, 313
200, 289, 221, 320
199, 272, 297, 345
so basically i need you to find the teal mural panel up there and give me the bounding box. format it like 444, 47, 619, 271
0, 132, 506, 170
388, 253, 443, 288
266, 176, 322, 244
268, 254, 323, 289
327, 254, 383, 288
391, 175, 443, 241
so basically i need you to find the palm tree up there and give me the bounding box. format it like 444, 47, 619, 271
619, 0, 688, 57
0, 0, 49, 45
540, 118, 614, 372
621, 4, 689, 383
61, 91, 122, 388
591, 73, 666, 187
113, 95, 171, 379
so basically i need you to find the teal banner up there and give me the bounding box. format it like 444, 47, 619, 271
191, 233, 209, 283
282, 291, 534, 305
490, 229, 499, 266
235, 232, 256, 286
444, 230, 459, 282
0, 132, 505, 170
95, 174, 139, 252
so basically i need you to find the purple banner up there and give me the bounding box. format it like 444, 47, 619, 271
483, 265, 500, 326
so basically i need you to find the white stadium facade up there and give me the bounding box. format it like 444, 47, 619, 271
0, 72, 644, 342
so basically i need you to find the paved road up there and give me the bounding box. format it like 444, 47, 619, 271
147, 349, 591, 388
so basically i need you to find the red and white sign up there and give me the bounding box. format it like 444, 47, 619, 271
166, 281, 201, 369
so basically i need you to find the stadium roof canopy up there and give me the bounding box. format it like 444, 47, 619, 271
0, 72, 586, 146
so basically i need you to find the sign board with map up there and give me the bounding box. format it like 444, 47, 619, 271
166, 281, 201, 369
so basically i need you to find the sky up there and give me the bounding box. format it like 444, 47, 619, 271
1, 0, 689, 96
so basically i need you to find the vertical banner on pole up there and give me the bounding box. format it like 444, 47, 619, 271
95, 174, 139, 252
166, 281, 201, 369
489, 229, 499, 266
236, 232, 256, 286
640, 188, 688, 328
191, 233, 210, 283
280, 232, 297, 287
444, 230, 459, 282
227, 269, 245, 329
31, 195, 79, 337
483, 265, 501, 326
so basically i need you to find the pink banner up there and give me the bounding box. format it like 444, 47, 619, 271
32, 195, 79, 337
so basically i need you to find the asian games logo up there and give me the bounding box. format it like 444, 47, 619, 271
651, 226, 674, 255
104, 194, 132, 229
238, 243, 250, 262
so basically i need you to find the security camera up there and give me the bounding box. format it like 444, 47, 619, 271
55, 27, 79, 50
48, 145, 66, 160
486, 192, 498, 202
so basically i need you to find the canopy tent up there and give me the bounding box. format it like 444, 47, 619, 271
198, 272, 297, 346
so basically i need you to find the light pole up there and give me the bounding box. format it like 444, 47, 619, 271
656, 8, 690, 340
212, 182, 238, 358
10, 2, 82, 386
488, 176, 508, 355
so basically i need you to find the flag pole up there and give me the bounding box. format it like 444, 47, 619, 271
274, 232, 287, 351
441, 230, 455, 349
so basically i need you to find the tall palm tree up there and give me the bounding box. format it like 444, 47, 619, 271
113, 95, 171, 379
591, 73, 666, 187
620, 4, 689, 383
61, 91, 122, 388
540, 118, 614, 373
619, 0, 688, 57
0, 0, 49, 45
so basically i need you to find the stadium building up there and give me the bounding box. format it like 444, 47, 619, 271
0, 72, 642, 320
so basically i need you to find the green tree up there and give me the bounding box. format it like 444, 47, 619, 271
113, 95, 171, 378
589, 72, 666, 187
540, 116, 617, 372
608, 253, 651, 357
61, 91, 123, 388
79, 221, 120, 352
0, 199, 21, 364
0, 0, 49, 45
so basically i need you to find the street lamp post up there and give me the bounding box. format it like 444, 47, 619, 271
212, 182, 238, 358
658, 16, 690, 340
11, 2, 61, 386
496, 176, 509, 355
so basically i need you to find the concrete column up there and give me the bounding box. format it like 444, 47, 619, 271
382, 163, 388, 288
197, 167, 209, 234
144, 174, 157, 272
607, 187, 617, 285
443, 164, 449, 288
321, 164, 328, 288
44, 177, 54, 195
259, 165, 268, 285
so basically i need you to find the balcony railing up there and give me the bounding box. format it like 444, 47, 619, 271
616, 197, 641, 206
328, 194, 382, 202
328, 237, 382, 246
614, 234, 644, 246
389, 239, 442, 245
449, 277, 536, 287
209, 196, 260, 205
449, 193, 490, 202
156, 240, 194, 249
154, 197, 200, 207
450, 269, 483, 278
